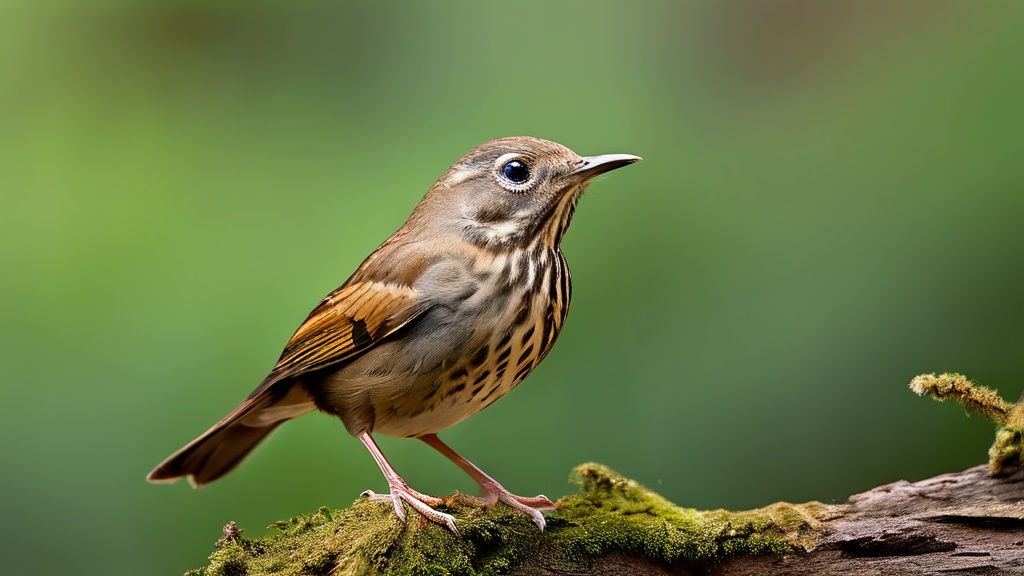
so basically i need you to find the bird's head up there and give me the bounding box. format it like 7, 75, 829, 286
412, 136, 641, 249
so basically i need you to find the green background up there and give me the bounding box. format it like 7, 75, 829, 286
3, 1, 1022, 574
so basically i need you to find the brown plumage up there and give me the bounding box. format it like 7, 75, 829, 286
148, 136, 640, 533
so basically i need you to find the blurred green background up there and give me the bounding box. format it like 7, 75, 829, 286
2, 0, 1023, 573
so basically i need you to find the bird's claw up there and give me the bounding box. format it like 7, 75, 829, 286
360, 485, 459, 535
361, 487, 551, 532
493, 492, 553, 531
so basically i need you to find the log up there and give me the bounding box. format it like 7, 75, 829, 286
707, 464, 1024, 576
183, 373, 1024, 575
184, 463, 1024, 576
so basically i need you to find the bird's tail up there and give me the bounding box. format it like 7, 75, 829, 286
147, 383, 315, 487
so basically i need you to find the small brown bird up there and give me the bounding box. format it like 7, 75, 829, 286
148, 136, 640, 533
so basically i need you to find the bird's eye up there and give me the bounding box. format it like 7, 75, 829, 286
502, 160, 530, 184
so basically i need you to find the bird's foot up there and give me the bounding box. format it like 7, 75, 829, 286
360, 484, 458, 535
476, 481, 556, 531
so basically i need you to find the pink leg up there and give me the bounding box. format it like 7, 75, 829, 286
419, 434, 555, 531
357, 432, 459, 534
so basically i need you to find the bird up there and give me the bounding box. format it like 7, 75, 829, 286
148, 136, 641, 533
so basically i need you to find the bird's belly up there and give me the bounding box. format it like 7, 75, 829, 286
342, 315, 541, 439
372, 380, 501, 438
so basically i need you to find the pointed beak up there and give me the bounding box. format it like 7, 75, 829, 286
572, 153, 643, 180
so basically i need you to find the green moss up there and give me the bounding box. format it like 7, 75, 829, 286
188, 464, 834, 575
549, 463, 819, 565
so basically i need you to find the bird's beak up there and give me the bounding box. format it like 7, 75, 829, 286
572, 153, 643, 180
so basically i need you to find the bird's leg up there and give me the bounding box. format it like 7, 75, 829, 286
419, 434, 555, 531
356, 432, 459, 534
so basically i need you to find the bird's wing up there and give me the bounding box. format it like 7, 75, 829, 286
248, 280, 429, 397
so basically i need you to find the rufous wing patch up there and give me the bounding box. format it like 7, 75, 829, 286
267, 281, 427, 383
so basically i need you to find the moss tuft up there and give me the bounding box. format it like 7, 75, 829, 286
187, 465, 835, 575
910, 372, 1024, 474
550, 463, 816, 565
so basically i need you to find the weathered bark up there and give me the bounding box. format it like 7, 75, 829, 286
806, 465, 1024, 575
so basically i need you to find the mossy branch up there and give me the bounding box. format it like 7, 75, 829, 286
188, 463, 830, 576
184, 374, 1024, 575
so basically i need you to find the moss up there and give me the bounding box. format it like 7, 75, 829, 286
187, 464, 835, 575
549, 463, 822, 566
910, 372, 1024, 474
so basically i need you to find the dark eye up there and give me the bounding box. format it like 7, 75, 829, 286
502, 160, 530, 184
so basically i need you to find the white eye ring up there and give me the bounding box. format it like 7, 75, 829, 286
493, 153, 533, 193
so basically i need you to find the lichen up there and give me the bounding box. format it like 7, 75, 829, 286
187, 465, 834, 576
